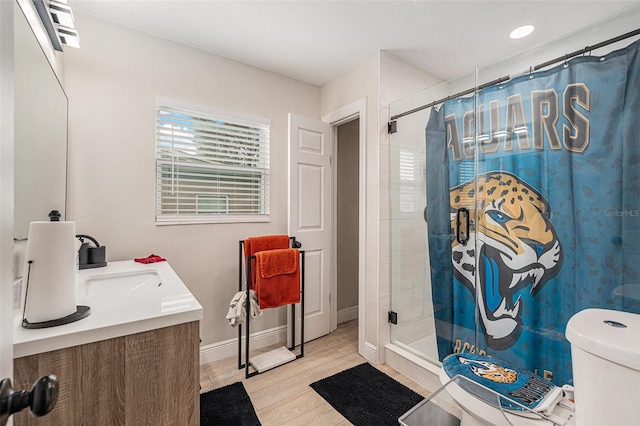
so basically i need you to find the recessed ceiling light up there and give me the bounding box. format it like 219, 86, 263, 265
510, 25, 535, 39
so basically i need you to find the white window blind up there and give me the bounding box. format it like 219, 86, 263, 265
155, 104, 270, 224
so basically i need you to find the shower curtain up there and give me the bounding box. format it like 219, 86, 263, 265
426, 38, 640, 386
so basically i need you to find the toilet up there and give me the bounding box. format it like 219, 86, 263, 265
565, 308, 640, 425
438, 308, 640, 426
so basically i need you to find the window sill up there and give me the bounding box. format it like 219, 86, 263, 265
155, 214, 269, 225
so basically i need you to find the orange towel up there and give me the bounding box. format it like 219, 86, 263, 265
244, 235, 290, 258
254, 249, 300, 309
258, 248, 298, 278
244, 235, 291, 289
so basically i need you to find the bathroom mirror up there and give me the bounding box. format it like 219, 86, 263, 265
13, 4, 68, 239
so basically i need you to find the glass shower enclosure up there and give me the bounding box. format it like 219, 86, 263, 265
388, 5, 640, 387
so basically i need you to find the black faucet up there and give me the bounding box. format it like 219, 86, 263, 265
76, 235, 107, 269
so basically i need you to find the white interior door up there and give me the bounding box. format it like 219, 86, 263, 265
288, 113, 331, 345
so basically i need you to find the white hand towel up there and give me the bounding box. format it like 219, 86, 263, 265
226, 290, 261, 326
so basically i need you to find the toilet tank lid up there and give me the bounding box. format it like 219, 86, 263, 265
566, 308, 640, 371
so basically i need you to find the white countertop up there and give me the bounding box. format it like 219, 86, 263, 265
13, 260, 203, 358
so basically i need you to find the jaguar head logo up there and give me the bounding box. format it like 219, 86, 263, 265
450, 171, 563, 349
458, 355, 518, 384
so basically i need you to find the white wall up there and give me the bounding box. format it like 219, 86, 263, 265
64, 13, 321, 347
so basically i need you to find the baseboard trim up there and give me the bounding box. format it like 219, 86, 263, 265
337, 306, 358, 324
362, 341, 377, 364
199, 325, 287, 366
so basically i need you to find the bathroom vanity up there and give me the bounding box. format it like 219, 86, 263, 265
11, 261, 203, 425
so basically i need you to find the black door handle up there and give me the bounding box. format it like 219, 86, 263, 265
0, 375, 58, 426
456, 207, 470, 245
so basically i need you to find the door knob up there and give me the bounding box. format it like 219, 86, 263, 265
0, 375, 58, 426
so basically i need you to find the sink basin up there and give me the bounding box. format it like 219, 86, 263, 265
14, 260, 203, 360
83, 270, 162, 296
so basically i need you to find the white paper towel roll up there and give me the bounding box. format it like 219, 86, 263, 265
22, 220, 77, 323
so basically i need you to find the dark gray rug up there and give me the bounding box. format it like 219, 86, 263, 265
200, 382, 261, 426
310, 362, 459, 426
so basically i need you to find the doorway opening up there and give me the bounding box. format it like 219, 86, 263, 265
323, 98, 366, 360
335, 119, 359, 329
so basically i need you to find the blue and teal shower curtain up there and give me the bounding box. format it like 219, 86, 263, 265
426, 39, 640, 386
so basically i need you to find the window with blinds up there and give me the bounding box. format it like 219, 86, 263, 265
399, 150, 419, 213
155, 103, 270, 224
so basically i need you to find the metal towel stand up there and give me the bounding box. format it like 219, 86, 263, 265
237, 237, 305, 378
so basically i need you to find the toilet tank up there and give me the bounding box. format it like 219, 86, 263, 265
566, 308, 640, 426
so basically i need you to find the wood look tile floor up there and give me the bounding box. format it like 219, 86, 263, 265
199, 320, 433, 425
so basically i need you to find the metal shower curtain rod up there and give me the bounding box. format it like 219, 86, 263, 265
389, 28, 640, 122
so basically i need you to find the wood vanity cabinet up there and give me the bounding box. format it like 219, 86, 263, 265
13, 321, 200, 425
